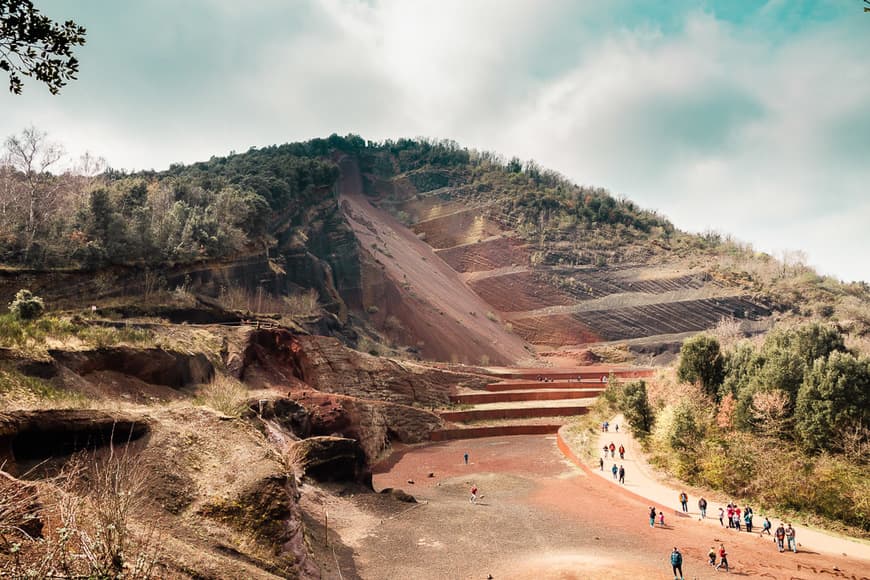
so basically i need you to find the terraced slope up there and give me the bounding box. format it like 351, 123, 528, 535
363, 176, 771, 356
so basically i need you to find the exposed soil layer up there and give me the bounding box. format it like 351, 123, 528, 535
50, 347, 214, 389
507, 296, 769, 345
0, 410, 149, 475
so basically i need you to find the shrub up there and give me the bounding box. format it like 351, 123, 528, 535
8, 290, 45, 321
197, 375, 249, 418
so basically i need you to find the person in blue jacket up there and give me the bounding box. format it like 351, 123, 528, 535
670, 547, 684, 580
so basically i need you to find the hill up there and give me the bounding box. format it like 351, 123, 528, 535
5, 134, 867, 365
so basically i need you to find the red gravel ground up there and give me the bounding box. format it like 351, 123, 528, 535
361, 435, 870, 580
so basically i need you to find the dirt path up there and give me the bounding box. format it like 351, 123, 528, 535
333, 435, 870, 579
591, 414, 870, 561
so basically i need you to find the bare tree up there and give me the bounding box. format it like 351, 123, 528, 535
3, 126, 65, 258
750, 389, 791, 437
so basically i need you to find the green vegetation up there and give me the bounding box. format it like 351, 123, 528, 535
8, 289, 44, 320
0, 313, 152, 351
677, 334, 724, 400
0, 1, 87, 95
0, 367, 85, 405
649, 322, 870, 532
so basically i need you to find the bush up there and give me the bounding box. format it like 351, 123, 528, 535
197, 375, 249, 418
8, 289, 45, 321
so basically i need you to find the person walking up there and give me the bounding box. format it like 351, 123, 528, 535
744, 510, 753, 533
659, 510, 666, 527
618, 464, 625, 484
775, 523, 786, 552
470, 484, 478, 504
708, 546, 717, 567
615, 424, 619, 432
599, 457, 604, 471
785, 524, 797, 553
618, 444, 625, 459
718, 507, 725, 527
611, 463, 618, 480
649, 506, 657, 528
679, 491, 689, 513
698, 497, 708, 519
734, 507, 742, 531
762, 517, 772, 535
464, 452, 469, 465
726, 504, 734, 528
670, 547, 684, 580
609, 442, 616, 457
715, 544, 729, 572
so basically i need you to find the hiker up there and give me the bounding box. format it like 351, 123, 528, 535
464, 452, 469, 465
708, 546, 717, 567
659, 510, 666, 527
599, 457, 604, 471
715, 544, 729, 572
618, 464, 625, 484
762, 517, 772, 535
726, 504, 734, 528
698, 497, 708, 519
604, 421, 609, 432
785, 524, 797, 553
744, 510, 753, 533
609, 442, 616, 457
775, 523, 786, 552
470, 484, 478, 504
718, 507, 725, 526
670, 547, 684, 580
611, 464, 618, 480
618, 444, 625, 459
733, 506, 742, 531
649, 506, 657, 527
615, 424, 619, 432
679, 491, 689, 513
603, 444, 609, 456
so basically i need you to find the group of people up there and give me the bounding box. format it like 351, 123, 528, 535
773, 522, 798, 553
649, 506, 667, 527
717, 502, 755, 533
603, 441, 624, 458
670, 541, 729, 578
601, 421, 618, 432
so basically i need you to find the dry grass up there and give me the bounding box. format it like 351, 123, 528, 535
196, 375, 249, 418
218, 285, 320, 318
0, 443, 162, 578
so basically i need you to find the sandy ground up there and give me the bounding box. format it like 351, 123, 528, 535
314, 435, 870, 580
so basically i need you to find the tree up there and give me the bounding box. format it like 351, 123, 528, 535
8, 288, 44, 319
795, 351, 870, 453
677, 334, 724, 399
1, 0, 86, 94
3, 126, 64, 260
620, 380, 654, 437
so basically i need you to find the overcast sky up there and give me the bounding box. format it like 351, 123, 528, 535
3, 0, 869, 281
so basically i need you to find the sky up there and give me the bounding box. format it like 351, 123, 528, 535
3, 0, 869, 281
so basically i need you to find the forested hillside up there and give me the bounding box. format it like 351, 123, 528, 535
2, 131, 869, 358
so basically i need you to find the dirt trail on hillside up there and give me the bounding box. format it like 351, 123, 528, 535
337, 156, 530, 364
328, 435, 870, 579
591, 414, 870, 561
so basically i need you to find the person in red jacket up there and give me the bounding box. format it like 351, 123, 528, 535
715, 544, 729, 572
